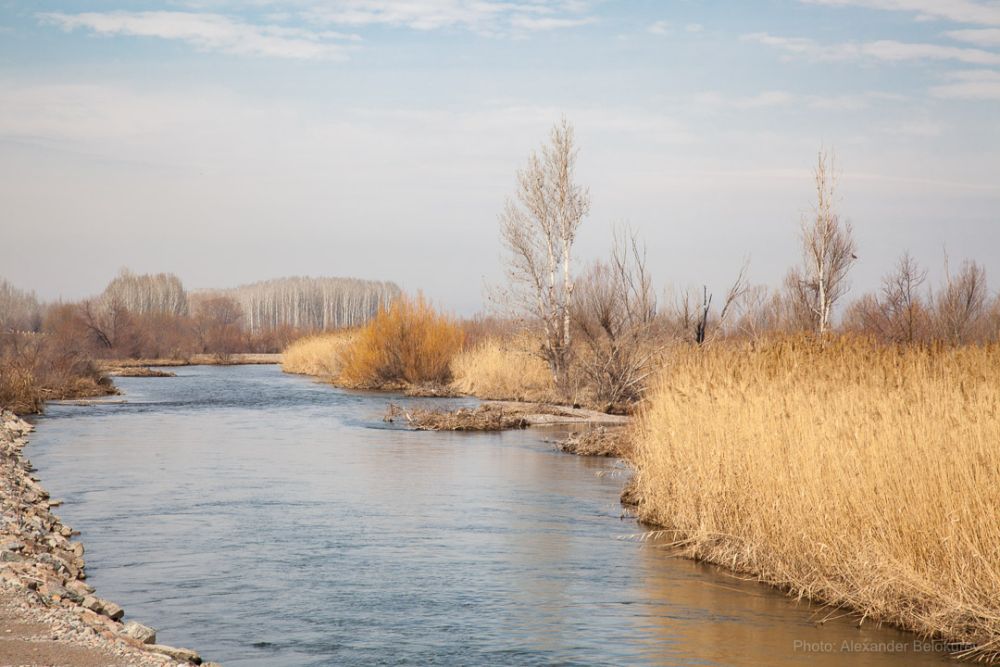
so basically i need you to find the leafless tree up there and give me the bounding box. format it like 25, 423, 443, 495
78, 297, 143, 356
669, 262, 750, 344
498, 117, 591, 392
787, 149, 857, 334
572, 227, 658, 407
102, 269, 188, 316
0, 279, 41, 333
933, 257, 989, 344
197, 277, 400, 334
192, 296, 244, 359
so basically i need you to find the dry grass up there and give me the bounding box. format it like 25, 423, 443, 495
281, 330, 356, 377
632, 336, 1000, 660
449, 336, 557, 402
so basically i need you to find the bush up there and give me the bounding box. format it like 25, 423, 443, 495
339, 295, 463, 388
0, 333, 113, 414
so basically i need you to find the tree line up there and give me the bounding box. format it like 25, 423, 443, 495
0, 271, 400, 359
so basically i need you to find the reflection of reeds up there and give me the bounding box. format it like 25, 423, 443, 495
632, 336, 1000, 661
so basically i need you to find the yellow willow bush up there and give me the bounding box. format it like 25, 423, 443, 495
450, 336, 556, 402
339, 295, 464, 388
281, 330, 356, 377
632, 336, 1000, 660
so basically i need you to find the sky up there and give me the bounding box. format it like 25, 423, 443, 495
1, 0, 998, 315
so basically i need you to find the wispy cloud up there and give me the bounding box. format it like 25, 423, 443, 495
946, 27, 1000, 46
800, 0, 1000, 27
647, 20, 670, 35
744, 32, 1000, 65
930, 69, 1000, 98
38, 11, 359, 60
303, 0, 596, 35
691, 89, 904, 111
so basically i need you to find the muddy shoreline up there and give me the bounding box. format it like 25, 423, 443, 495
0, 410, 213, 666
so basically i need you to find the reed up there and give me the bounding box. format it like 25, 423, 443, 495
631, 336, 1000, 660
449, 336, 556, 402
281, 330, 356, 377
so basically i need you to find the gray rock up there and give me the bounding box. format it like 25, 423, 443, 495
66, 580, 95, 596
100, 599, 124, 620
148, 644, 201, 663
121, 620, 157, 644
81, 595, 102, 612
1, 541, 24, 552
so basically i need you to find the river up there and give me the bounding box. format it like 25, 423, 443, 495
27, 365, 951, 666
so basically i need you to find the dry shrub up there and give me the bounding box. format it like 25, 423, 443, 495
450, 335, 556, 402
632, 336, 1000, 659
339, 295, 463, 388
0, 334, 114, 414
281, 330, 356, 377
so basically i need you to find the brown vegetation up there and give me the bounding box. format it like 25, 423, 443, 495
338, 295, 464, 389
631, 337, 1000, 660
0, 334, 114, 414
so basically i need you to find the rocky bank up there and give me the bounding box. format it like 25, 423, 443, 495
0, 409, 214, 667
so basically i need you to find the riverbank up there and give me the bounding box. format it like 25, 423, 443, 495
0, 410, 212, 666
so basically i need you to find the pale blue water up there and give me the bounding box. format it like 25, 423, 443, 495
27, 365, 952, 666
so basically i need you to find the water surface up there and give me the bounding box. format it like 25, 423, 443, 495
29, 365, 952, 666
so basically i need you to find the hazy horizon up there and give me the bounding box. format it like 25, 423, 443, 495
2, 0, 998, 315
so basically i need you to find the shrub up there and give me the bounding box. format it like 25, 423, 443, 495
339, 295, 464, 388
0, 333, 113, 414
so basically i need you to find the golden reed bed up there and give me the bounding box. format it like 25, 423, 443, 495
631, 337, 1000, 660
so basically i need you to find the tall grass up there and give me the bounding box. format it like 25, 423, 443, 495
450, 336, 556, 402
281, 330, 356, 377
631, 336, 1000, 659
338, 295, 464, 388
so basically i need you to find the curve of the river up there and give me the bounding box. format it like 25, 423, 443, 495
28, 365, 952, 666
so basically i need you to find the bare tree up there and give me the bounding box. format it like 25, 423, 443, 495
498, 117, 591, 392
0, 279, 41, 333
196, 277, 400, 334
933, 257, 989, 344
103, 269, 188, 316
193, 296, 244, 360
787, 149, 857, 334
572, 227, 658, 408
668, 262, 750, 344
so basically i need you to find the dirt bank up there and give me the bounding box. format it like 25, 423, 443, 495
0, 410, 214, 666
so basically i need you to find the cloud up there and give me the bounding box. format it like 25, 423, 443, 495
508, 15, 596, 30
38, 11, 358, 60
800, 0, 1000, 27
946, 27, 1000, 46
691, 89, 904, 111
685, 23, 704, 33
647, 20, 670, 35
303, 0, 596, 35
743, 32, 1000, 64
930, 69, 1000, 98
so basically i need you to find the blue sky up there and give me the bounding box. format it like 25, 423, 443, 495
1, 0, 998, 313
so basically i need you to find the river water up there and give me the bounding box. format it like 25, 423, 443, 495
27, 365, 951, 666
